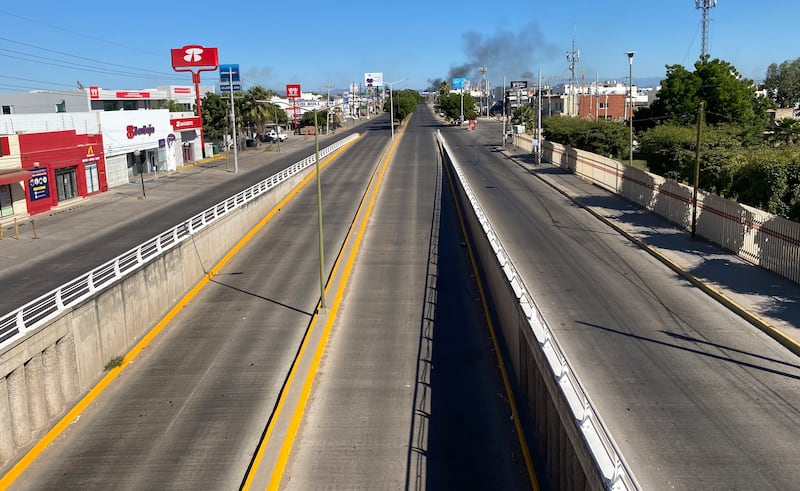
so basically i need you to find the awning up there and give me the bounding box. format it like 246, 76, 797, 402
0, 170, 33, 186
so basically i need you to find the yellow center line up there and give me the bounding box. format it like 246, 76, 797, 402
261, 133, 402, 490
0, 139, 359, 488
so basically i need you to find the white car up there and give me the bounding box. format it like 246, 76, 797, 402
266, 129, 288, 142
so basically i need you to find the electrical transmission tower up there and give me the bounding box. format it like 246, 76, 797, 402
696, 0, 718, 57
566, 38, 579, 116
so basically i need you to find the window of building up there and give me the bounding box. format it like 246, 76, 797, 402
122, 101, 137, 111
1, 105, 11, 115
598, 102, 608, 109
103, 101, 118, 111
56, 101, 67, 113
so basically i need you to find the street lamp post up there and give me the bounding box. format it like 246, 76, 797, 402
626, 51, 636, 167
386, 78, 406, 140
134, 150, 146, 198
312, 106, 326, 309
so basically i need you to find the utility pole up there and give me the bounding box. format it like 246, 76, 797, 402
566, 38, 579, 117
536, 68, 542, 165
480, 66, 488, 117
692, 101, 705, 237
502, 76, 506, 145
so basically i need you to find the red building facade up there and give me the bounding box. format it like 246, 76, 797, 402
18, 130, 107, 215
578, 93, 629, 121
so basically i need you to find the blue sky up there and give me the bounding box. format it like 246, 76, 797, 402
0, 1, 797, 95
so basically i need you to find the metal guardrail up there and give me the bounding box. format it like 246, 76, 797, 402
0, 134, 359, 351
438, 131, 639, 491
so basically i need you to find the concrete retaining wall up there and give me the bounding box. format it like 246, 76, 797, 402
0, 164, 315, 466
439, 139, 607, 489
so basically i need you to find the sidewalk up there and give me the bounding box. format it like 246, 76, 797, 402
502, 147, 800, 356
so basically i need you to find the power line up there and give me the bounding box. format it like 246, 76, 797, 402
0, 36, 177, 78
0, 9, 164, 58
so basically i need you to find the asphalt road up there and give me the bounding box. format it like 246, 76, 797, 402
440, 116, 800, 489
9, 110, 532, 490
281, 106, 531, 489
0, 121, 367, 314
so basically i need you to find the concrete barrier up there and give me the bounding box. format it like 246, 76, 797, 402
0, 135, 358, 467
437, 131, 638, 490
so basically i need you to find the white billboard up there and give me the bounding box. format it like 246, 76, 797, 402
364, 72, 383, 87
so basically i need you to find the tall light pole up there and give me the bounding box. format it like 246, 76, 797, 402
480, 66, 487, 117
222, 66, 239, 174
312, 106, 326, 309
134, 150, 146, 198
626, 51, 636, 167
386, 78, 406, 140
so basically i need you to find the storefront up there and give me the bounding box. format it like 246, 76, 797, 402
17, 130, 106, 216
170, 115, 203, 163
96, 109, 179, 187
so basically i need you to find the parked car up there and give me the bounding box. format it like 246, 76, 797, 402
266, 129, 288, 142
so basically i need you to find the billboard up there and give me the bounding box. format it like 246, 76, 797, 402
452, 77, 470, 90
170, 45, 219, 71
364, 72, 383, 87
510, 80, 528, 89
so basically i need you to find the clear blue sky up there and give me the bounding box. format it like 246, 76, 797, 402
0, 1, 797, 95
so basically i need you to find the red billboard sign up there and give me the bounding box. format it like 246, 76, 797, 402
89, 86, 100, 99
170, 117, 202, 130
286, 84, 301, 99
170, 45, 219, 71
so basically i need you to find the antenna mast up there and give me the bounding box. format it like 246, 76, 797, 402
566, 37, 580, 117
696, 0, 717, 57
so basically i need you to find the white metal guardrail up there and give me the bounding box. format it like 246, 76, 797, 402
438, 131, 638, 490
0, 134, 359, 351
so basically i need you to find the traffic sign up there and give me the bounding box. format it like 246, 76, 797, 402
219, 64, 240, 82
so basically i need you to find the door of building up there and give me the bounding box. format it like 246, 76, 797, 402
55, 167, 77, 202
85, 162, 99, 193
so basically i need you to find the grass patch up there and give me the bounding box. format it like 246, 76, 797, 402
104, 356, 124, 371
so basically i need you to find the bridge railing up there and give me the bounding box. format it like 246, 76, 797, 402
438, 131, 639, 490
0, 134, 358, 351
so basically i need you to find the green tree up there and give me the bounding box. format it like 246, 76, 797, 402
764, 57, 800, 107
200, 92, 230, 143
770, 118, 800, 146
643, 57, 767, 131
542, 116, 628, 158
511, 105, 535, 134
384, 89, 424, 122
438, 92, 477, 122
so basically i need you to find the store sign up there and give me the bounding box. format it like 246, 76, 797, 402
126, 124, 156, 139
170, 117, 201, 130
81, 144, 99, 163
170, 45, 219, 70
364, 72, 383, 87
286, 84, 301, 99
89, 86, 100, 99
173, 87, 192, 95
28, 168, 50, 201
116, 91, 151, 99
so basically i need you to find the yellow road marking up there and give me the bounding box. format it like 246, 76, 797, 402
261, 133, 401, 490
0, 139, 358, 488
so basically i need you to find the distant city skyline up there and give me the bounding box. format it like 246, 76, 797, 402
0, 1, 796, 95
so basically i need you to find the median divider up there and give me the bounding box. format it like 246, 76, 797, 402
437, 130, 639, 490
